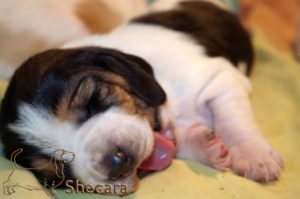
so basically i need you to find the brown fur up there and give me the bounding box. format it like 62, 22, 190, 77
75, 0, 122, 34
55, 72, 155, 127
113, 86, 155, 127
242, 0, 300, 53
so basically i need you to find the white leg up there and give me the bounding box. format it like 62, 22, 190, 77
176, 123, 231, 171
197, 68, 283, 182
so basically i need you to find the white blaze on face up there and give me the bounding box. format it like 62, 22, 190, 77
73, 108, 154, 185
9, 104, 154, 192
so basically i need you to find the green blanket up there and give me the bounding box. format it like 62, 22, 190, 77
0, 30, 299, 199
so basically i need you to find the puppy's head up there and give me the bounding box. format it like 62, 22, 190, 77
0, 47, 166, 194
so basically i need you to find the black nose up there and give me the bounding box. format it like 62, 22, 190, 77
106, 147, 134, 180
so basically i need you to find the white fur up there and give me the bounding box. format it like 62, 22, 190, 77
9, 104, 153, 192
63, 23, 251, 130
9, 103, 76, 156
72, 107, 153, 189
63, 22, 282, 182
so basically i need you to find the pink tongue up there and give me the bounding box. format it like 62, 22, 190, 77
138, 132, 176, 171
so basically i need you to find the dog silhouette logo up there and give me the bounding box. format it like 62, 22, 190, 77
2, 148, 75, 196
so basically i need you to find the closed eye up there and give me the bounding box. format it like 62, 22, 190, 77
76, 87, 115, 123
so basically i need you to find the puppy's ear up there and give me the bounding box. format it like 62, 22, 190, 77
124, 54, 155, 76
121, 53, 167, 107
86, 49, 166, 107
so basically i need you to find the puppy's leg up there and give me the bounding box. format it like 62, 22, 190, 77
198, 67, 283, 182
176, 123, 231, 171
160, 91, 230, 170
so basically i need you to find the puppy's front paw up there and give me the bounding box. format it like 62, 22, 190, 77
230, 141, 283, 182
177, 123, 231, 171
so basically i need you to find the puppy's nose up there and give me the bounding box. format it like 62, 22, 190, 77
106, 148, 134, 180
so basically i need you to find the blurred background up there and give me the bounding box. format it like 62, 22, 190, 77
238, 0, 300, 60
0, 0, 299, 79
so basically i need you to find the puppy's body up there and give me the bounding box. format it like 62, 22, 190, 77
64, 0, 282, 181
0, 0, 283, 194
64, 23, 250, 131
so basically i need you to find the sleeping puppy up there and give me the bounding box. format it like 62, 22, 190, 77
0, 0, 283, 195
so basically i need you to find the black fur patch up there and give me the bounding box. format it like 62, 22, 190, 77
133, 1, 254, 75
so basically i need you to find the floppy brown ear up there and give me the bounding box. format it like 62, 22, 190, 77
77, 47, 167, 107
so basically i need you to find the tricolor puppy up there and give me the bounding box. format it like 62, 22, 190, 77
0, 0, 283, 195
